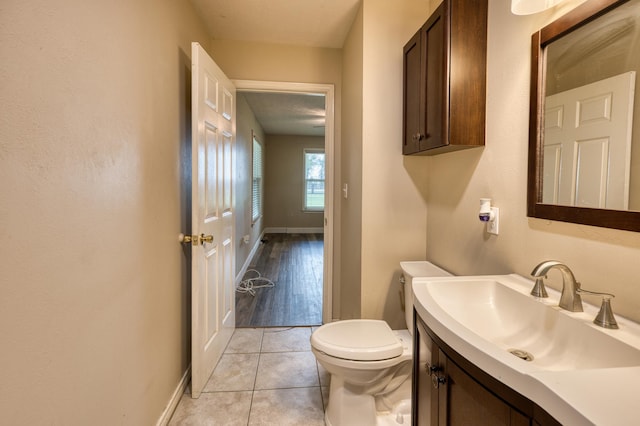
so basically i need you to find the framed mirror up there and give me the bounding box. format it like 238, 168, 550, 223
528, 0, 640, 232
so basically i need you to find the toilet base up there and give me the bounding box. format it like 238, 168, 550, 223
325, 375, 412, 426
325, 410, 410, 426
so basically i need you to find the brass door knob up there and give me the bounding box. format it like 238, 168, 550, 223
179, 233, 198, 246
199, 234, 214, 244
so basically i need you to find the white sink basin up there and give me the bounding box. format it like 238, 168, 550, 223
412, 274, 640, 425
421, 276, 640, 371
412, 275, 640, 373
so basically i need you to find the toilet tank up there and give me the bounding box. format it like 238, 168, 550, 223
400, 261, 452, 334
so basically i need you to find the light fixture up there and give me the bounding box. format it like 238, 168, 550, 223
511, 0, 564, 15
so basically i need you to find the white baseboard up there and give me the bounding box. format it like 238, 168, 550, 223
235, 230, 265, 285
156, 365, 190, 426
263, 227, 324, 234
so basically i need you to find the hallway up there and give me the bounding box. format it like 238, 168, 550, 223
169, 327, 327, 425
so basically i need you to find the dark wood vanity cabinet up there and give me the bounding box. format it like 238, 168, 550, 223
403, 0, 488, 155
413, 314, 561, 426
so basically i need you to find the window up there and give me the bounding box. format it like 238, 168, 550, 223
252, 134, 263, 222
304, 149, 325, 211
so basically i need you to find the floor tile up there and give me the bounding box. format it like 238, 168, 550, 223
203, 353, 259, 392
170, 325, 329, 425
261, 327, 312, 352
249, 387, 325, 426
169, 391, 252, 426
255, 351, 319, 389
226, 328, 264, 353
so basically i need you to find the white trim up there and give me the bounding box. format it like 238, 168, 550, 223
264, 227, 324, 234
234, 80, 334, 325
235, 230, 265, 285
156, 366, 191, 426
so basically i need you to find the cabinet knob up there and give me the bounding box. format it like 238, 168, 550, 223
427, 362, 446, 389
413, 133, 424, 141
425, 362, 440, 374
431, 373, 447, 389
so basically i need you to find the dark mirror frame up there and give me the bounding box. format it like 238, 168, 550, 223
528, 0, 640, 232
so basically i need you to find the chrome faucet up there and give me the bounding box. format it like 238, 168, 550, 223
530, 261, 583, 312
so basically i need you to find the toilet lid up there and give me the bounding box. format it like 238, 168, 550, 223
311, 320, 403, 361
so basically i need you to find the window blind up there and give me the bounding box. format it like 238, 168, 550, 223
252, 136, 263, 222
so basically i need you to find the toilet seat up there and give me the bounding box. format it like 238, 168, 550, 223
311, 319, 403, 361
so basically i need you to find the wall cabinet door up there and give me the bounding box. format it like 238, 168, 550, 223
420, 4, 445, 152
403, 0, 488, 155
403, 4, 445, 155
403, 29, 422, 155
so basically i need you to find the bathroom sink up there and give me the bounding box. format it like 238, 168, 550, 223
412, 274, 640, 425
412, 275, 640, 373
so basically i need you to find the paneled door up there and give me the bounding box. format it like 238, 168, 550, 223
190, 42, 235, 398
543, 71, 635, 209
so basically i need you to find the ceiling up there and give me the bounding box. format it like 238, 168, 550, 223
241, 92, 326, 137
190, 0, 361, 48
190, 0, 361, 137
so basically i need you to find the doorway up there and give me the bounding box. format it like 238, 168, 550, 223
234, 80, 335, 327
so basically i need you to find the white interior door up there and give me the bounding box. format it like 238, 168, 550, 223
543, 71, 635, 209
191, 42, 236, 398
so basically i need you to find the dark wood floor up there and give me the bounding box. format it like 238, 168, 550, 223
236, 233, 323, 327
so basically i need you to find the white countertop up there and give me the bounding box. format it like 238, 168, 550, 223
529, 367, 640, 425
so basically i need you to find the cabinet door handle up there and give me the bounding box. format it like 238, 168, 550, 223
431, 373, 447, 389
413, 133, 425, 141
425, 362, 440, 374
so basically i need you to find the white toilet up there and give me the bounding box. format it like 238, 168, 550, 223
311, 261, 452, 426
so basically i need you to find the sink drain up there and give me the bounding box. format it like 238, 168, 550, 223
508, 348, 534, 362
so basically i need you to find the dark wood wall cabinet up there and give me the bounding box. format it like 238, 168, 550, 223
412, 314, 561, 426
403, 0, 488, 155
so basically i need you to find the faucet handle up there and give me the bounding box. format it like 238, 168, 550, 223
530, 277, 548, 298
577, 289, 619, 329
594, 297, 619, 329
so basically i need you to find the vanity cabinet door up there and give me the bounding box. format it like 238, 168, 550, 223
439, 351, 529, 426
413, 314, 537, 426
412, 313, 438, 425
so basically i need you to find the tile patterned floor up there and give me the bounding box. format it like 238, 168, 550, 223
169, 327, 329, 426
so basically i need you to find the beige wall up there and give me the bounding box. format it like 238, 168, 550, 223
339, 5, 364, 320
0, 0, 211, 424
426, 0, 640, 324
359, 0, 432, 328
263, 135, 325, 229
210, 40, 344, 312
236, 94, 266, 277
